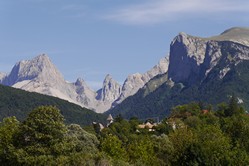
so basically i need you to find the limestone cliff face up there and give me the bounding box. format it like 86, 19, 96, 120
168, 32, 207, 85
95, 74, 122, 113
168, 28, 249, 86
97, 74, 121, 102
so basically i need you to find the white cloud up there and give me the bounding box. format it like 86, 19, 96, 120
104, 0, 249, 25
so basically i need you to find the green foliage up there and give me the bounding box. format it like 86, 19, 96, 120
0, 117, 20, 164
10, 106, 68, 165
127, 136, 159, 166
154, 119, 172, 135
67, 124, 99, 153
0, 84, 106, 126
194, 125, 231, 165
171, 102, 202, 119
0, 106, 105, 165
152, 134, 174, 165
100, 134, 127, 161
169, 127, 197, 164
2, 100, 249, 165
19, 106, 66, 147
224, 95, 245, 117
184, 115, 203, 129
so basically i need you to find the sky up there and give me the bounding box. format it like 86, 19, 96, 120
1, 0, 249, 90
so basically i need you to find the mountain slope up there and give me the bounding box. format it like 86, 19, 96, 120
113, 56, 169, 106
1, 54, 168, 113
0, 84, 106, 126
107, 27, 249, 119
0, 54, 107, 113
210, 27, 249, 46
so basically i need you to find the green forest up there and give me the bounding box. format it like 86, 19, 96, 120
0, 84, 106, 126
1, 97, 249, 165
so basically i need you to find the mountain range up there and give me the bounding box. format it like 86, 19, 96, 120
107, 27, 249, 119
1, 27, 249, 120
0, 53, 168, 113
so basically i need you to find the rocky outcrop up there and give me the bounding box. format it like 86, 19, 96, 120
95, 74, 122, 113
168, 28, 249, 86
113, 57, 169, 105
74, 78, 97, 110
96, 74, 121, 102
168, 33, 207, 85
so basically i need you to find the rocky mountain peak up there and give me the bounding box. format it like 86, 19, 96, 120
103, 74, 113, 84
75, 77, 86, 87
35, 53, 50, 61
146, 57, 169, 78
113, 57, 169, 106
168, 32, 207, 85
97, 74, 121, 102
173, 32, 188, 43
127, 73, 143, 81
2, 54, 64, 86
168, 27, 249, 86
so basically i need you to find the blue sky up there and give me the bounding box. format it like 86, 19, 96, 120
1, 0, 249, 89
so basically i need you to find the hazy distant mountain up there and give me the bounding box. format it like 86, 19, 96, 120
0, 54, 168, 113
107, 27, 249, 119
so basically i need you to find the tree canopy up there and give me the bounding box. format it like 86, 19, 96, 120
1, 99, 249, 165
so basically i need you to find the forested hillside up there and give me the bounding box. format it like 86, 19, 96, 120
0, 85, 106, 126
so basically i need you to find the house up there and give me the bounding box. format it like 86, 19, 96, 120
137, 122, 157, 131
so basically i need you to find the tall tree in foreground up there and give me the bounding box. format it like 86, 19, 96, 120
19, 106, 66, 147
11, 106, 68, 165
0, 117, 20, 164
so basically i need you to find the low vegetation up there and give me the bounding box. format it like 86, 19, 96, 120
1, 96, 249, 165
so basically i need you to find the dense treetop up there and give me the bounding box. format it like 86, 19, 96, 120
1, 97, 249, 165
